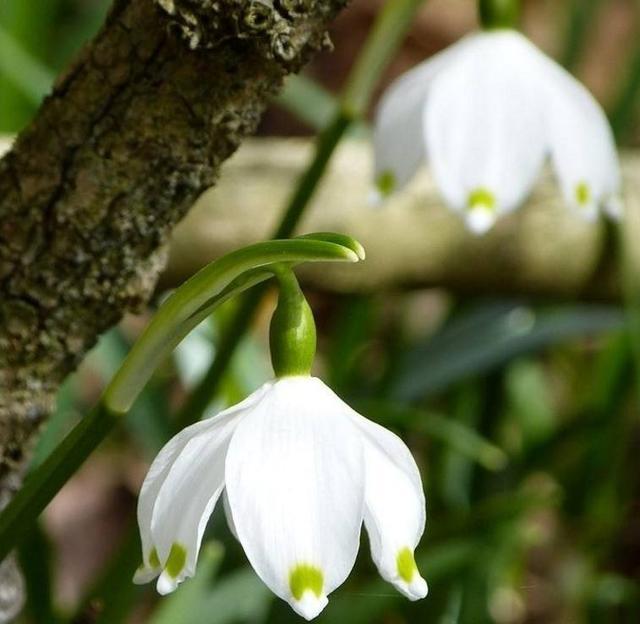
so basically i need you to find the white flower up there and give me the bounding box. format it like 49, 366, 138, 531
134, 376, 427, 620
373, 30, 621, 234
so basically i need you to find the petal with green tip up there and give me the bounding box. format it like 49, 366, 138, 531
135, 383, 271, 591
424, 31, 547, 229
344, 407, 428, 600
225, 377, 365, 620
373, 37, 474, 199
540, 49, 620, 220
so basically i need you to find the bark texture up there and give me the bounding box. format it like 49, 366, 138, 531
0, 0, 345, 488
163, 138, 639, 301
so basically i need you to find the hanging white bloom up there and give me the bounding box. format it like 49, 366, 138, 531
134, 376, 427, 620
373, 30, 621, 234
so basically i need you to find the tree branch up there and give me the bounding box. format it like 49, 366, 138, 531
0, 0, 346, 487
163, 138, 638, 301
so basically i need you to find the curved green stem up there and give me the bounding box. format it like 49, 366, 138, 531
0, 235, 363, 561
175, 0, 426, 429
105, 238, 359, 413
341, 0, 428, 117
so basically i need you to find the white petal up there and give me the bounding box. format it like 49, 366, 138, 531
135, 418, 219, 583
465, 205, 498, 236
222, 490, 238, 540
424, 31, 547, 224
225, 377, 365, 620
538, 53, 621, 217
135, 382, 272, 589
372, 35, 476, 198
604, 194, 624, 220
346, 409, 427, 600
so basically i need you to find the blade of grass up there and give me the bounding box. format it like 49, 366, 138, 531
391, 302, 624, 402
18, 522, 59, 624
360, 399, 508, 472
561, 0, 607, 71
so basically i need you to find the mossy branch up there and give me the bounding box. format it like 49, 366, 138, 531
0, 0, 346, 491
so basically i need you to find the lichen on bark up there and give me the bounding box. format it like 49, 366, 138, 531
0, 0, 347, 499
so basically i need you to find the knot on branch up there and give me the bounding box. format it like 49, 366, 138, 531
155, 0, 340, 65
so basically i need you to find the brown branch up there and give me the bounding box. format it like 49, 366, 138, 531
0, 1, 346, 488
163, 138, 640, 301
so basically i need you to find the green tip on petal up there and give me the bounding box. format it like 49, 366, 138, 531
467, 187, 497, 214
396, 547, 419, 583
376, 170, 397, 198
575, 181, 591, 207
149, 547, 161, 569
165, 543, 187, 579
289, 564, 324, 601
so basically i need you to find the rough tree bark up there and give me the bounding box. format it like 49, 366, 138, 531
0, 0, 346, 529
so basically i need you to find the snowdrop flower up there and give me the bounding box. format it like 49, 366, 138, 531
134, 268, 427, 620
373, 1, 621, 234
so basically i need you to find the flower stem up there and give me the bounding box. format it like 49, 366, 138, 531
0, 401, 119, 563
478, 0, 520, 30
0, 237, 362, 560
175, 0, 428, 429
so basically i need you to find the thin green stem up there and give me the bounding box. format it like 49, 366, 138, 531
561, 0, 606, 71
0, 401, 119, 562
610, 18, 640, 142
0, 237, 362, 560
177, 0, 427, 428
341, 0, 426, 118
478, 0, 520, 31
105, 238, 357, 413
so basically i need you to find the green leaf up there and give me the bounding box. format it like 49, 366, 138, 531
360, 399, 507, 472
391, 302, 624, 401
18, 522, 59, 624
0, 24, 53, 103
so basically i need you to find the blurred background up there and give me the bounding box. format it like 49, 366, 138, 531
2, 0, 640, 623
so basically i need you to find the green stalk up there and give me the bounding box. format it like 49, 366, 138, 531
0, 402, 118, 562
0, 236, 363, 560
105, 238, 359, 413
610, 32, 640, 142
341, 0, 427, 118
176, 0, 428, 428
561, 0, 606, 71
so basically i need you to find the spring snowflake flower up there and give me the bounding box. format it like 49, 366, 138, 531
134, 376, 427, 620
373, 30, 621, 234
